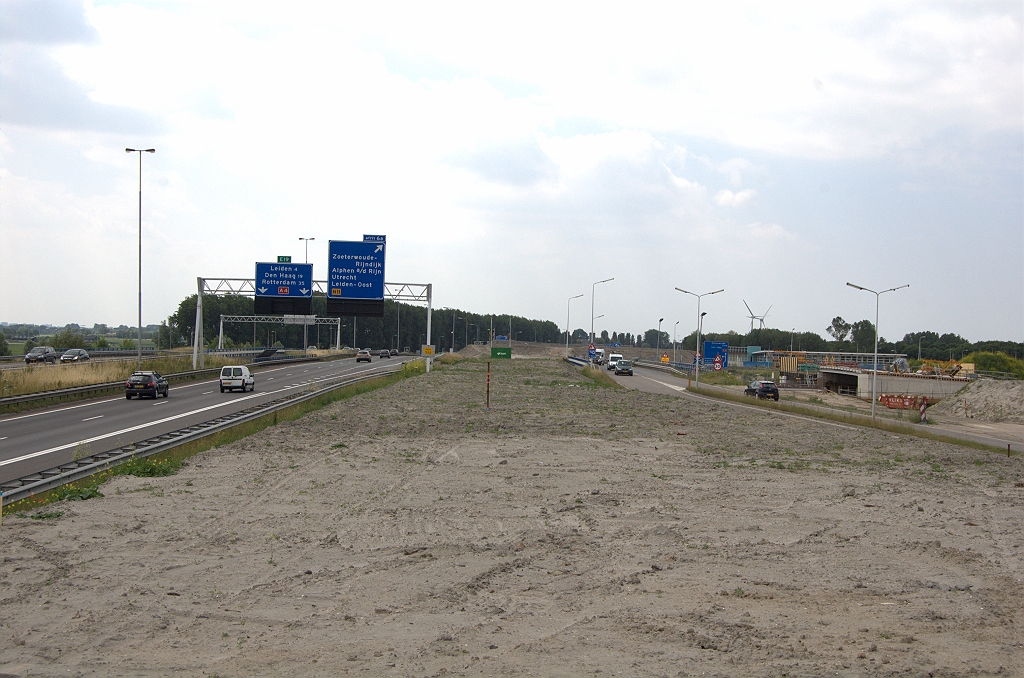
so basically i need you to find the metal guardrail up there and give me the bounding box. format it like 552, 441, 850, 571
1, 364, 403, 506
0, 356, 322, 409
565, 356, 591, 367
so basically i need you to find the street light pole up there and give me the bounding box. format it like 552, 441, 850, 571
591, 278, 613, 344
657, 318, 664, 354
298, 237, 315, 263
846, 281, 910, 421
126, 148, 155, 371
566, 293, 583, 357
673, 321, 679, 364
675, 287, 723, 388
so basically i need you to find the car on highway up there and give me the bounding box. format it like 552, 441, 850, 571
606, 353, 623, 370
125, 371, 169, 399
60, 348, 90, 363
379, 349, 390, 358
614, 359, 633, 376
25, 346, 59, 364
219, 365, 255, 393
389, 349, 398, 357
744, 380, 779, 401
356, 349, 372, 363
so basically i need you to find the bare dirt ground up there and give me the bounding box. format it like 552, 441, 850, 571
2, 358, 1022, 677
931, 380, 1024, 425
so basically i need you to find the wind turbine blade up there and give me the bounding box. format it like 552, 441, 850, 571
764, 305, 772, 316
743, 300, 753, 315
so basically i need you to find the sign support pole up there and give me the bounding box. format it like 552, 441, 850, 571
192, 277, 204, 370
425, 284, 433, 373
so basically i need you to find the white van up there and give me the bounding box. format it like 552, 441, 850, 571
219, 365, 255, 393
606, 353, 623, 370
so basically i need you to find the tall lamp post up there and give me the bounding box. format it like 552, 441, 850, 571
846, 281, 910, 420
126, 148, 155, 370
566, 293, 583, 357
673, 321, 680, 364
675, 287, 723, 388
656, 318, 664, 354
298, 237, 315, 262
591, 278, 614, 344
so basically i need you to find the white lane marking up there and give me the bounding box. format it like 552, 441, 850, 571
82, 415, 104, 422
202, 391, 213, 395
0, 359, 358, 425
1, 397, 122, 423
152, 401, 168, 406
0, 362, 392, 467
0, 437, 7, 441
267, 377, 274, 380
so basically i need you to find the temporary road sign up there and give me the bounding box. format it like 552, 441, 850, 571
255, 262, 312, 297
713, 355, 723, 371
421, 345, 435, 356
328, 239, 385, 300
661, 353, 670, 363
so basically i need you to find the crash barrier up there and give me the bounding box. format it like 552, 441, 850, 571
0, 365, 402, 506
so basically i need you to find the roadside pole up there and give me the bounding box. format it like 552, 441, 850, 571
486, 362, 491, 410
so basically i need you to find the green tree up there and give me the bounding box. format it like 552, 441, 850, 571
0, 330, 9, 356
850, 320, 876, 351
826, 316, 851, 342
23, 338, 37, 353
53, 329, 88, 350
95, 336, 109, 348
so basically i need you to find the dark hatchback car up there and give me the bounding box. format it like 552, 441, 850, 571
126, 371, 169, 399
60, 348, 90, 363
744, 380, 779, 401
25, 346, 59, 364
614, 359, 633, 376
379, 349, 390, 358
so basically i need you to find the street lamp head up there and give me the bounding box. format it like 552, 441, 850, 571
846, 282, 868, 291
701, 312, 707, 317
675, 287, 692, 295
659, 318, 664, 322
709, 289, 724, 295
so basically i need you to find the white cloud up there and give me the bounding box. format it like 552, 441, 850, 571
714, 189, 758, 207
0, 1, 1019, 342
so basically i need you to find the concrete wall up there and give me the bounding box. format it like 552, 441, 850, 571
856, 372, 969, 401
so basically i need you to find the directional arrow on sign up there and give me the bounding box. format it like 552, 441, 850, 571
374, 245, 383, 253
257, 287, 268, 293
299, 288, 309, 295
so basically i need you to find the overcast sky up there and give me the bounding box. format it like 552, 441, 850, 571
1, 0, 1021, 342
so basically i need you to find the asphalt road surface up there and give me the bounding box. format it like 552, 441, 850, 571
611, 365, 1024, 453
0, 357, 408, 484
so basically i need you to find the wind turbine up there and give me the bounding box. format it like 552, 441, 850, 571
743, 300, 772, 331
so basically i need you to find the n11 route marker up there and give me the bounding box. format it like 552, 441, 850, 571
326, 238, 386, 317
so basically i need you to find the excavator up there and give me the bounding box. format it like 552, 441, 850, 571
916, 359, 962, 377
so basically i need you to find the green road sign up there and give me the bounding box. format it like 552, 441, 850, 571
491, 347, 512, 359
277, 255, 291, 263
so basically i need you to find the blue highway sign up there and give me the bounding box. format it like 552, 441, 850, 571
363, 234, 386, 243
255, 262, 313, 297
703, 341, 729, 369
328, 240, 386, 300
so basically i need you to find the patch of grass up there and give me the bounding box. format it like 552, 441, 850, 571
49, 482, 104, 502
112, 457, 183, 477
578, 366, 623, 389
436, 353, 463, 365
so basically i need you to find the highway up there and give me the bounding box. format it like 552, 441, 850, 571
0, 356, 407, 485
611, 365, 1024, 453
